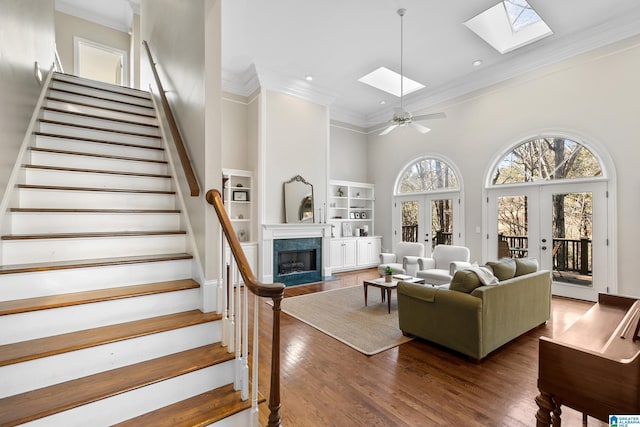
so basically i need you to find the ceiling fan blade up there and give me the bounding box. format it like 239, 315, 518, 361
410, 122, 431, 134
411, 112, 447, 121
379, 124, 398, 136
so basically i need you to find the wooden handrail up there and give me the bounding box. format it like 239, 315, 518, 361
143, 40, 200, 197
206, 189, 284, 427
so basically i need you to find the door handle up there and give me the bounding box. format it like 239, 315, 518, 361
542, 246, 547, 250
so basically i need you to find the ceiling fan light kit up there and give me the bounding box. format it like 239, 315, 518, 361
379, 8, 446, 136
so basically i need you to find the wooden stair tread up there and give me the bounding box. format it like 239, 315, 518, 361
0, 253, 193, 275
2, 230, 187, 240
9, 208, 180, 213
34, 132, 164, 151
43, 107, 159, 128
113, 384, 251, 427
29, 147, 168, 165
0, 309, 219, 366
39, 119, 161, 139
0, 279, 199, 316
18, 183, 174, 193
24, 164, 171, 179
46, 96, 157, 118
49, 87, 154, 110
0, 343, 231, 426
52, 74, 152, 100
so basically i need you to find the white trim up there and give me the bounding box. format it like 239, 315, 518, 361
73, 36, 129, 87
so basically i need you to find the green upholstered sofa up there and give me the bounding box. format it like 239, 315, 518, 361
397, 265, 551, 360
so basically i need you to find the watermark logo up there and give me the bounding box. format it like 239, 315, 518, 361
610, 415, 640, 427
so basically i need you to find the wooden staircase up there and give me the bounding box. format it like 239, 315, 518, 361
0, 73, 254, 426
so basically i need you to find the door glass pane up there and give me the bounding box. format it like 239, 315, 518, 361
551, 192, 593, 286
401, 201, 419, 242
497, 195, 529, 258
431, 199, 452, 249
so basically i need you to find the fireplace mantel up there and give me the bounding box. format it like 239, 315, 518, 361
261, 223, 333, 283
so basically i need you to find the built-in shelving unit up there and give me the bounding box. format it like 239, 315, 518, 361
327, 180, 374, 237
222, 168, 254, 243
328, 180, 381, 272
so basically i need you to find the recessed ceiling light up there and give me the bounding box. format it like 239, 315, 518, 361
305, 75, 313, 81
380, 100, 386, 105
464, 0, 552, 54
472, 59, 483, 67
357, 66, 425, 97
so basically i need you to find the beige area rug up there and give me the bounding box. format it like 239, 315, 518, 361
279, 285, 413, 356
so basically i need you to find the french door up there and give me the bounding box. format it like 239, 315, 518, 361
487, 182, 608, 301
394, 192, 461, 257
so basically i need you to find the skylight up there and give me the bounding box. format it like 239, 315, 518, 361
357, 67, 425, 97
464, 0, 552, 54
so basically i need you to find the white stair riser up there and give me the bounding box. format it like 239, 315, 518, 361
22, 361, 236, 427
8, 212, 181, 234
0, 288, 200, 345
17, 188, 176, 209
50, 80, 153, 108
39, 121, 161, 146
45, 99, 158, 126
25, 167, 172, 191
53, 75, 153, 100
48, 89, 155, 116
35, 135, 165, 161
0, 321, 221, 397
30, 150, 168, 175
2, 234, 187, 264
211, 410, 255, 427
42, 110, 160, 137
0, 259, 193, 300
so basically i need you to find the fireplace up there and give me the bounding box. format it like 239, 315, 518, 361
273, 237, 322, 286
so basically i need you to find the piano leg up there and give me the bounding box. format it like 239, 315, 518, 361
535, 392, 562, 426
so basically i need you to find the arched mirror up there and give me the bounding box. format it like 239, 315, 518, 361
283, 175, 314, 223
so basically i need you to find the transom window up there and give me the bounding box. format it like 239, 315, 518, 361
492, 137, 602, 185
397, 157, 459, 194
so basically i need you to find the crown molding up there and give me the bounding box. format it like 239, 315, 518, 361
222, 64, 260, 97
255, 65, 337, 107
55, 0, 132, 33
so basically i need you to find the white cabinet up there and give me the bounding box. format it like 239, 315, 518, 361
222, 169, 254, 243
357, 237, 381, 267
327, 180, 374, 238
331, 236, 381, 272
330, 238, 357, 270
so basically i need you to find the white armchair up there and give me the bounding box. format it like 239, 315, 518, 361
416, 245, 471, 285
378, 242, 425, 276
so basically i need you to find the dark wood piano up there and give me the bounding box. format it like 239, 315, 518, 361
536, 293, 640, 426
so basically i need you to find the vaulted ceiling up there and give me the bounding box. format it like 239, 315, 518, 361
57, 0, 640, 128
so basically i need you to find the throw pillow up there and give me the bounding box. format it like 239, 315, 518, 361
486, 258, 516, 281
449, 270, 481, 293
515, 258, 538, 277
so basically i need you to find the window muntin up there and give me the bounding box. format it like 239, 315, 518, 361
398, 158, 459, 194
492, 137, 602, 185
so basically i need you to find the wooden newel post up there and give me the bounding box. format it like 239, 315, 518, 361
267, 295, 283, 427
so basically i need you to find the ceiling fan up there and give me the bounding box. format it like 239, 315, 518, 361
379, 8, 446, 136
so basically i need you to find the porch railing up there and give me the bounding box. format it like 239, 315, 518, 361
401, 226, 451, 248
206, 189, 285, 427
499, 234, 592, 275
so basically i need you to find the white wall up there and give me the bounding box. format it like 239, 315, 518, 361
262, 90, 329, 224
222, 93, 249, 170
367, 35, 640, 297
0, 0, 55, 205
55, 12, 131, 81
330, 121, 368, 183
141, 0, 222, 281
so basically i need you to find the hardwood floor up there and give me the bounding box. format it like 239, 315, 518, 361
256, 269, 606, 426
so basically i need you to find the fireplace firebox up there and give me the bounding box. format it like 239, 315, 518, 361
273, 238, 322, 286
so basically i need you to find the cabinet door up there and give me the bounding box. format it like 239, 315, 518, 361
357, 238, 381, 266
343, 239, 357, 268
330, 239, 345, 268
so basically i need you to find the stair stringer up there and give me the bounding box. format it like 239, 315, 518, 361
0, 65, 55, 240
148, 86, 218, 314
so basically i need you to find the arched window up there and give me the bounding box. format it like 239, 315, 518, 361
491, 137, 602, 185
397, 157, 459, 194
